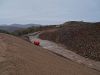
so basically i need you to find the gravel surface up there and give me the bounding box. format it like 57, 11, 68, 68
29, 33, 100, 72
0, 33, 100, 75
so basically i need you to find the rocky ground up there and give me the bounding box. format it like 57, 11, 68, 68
0, 33, 100, 75
29, 33, 100, 71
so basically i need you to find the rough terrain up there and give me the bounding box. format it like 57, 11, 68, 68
40, 22, 100, 61
29, 33, 100, 71
0, 33, 100, 75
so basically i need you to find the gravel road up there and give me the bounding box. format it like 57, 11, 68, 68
28, 33, 100, 71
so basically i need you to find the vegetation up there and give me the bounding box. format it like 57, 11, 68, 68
0, 29, 10, 34
39, 21, 100, 61
2, 21, 100, 61
12, 25, 59, 36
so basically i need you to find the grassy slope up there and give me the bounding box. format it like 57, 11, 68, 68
40, 21, 100, 61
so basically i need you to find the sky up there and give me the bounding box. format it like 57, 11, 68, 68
0, 0, 100, 25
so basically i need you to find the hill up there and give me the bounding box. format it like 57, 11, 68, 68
0, 33, 100, 75
0, 29, 10, 34
0, 26, 23, 32
39, 21, 100, 61
0, 24, 41, 32
12, 25, 58, 36
11, 24, 41, 28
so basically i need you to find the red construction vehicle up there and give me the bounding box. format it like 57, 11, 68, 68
34, 40, 40, 46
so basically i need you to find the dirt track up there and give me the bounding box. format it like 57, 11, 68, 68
0, 33, 100, 75
29, 32, 100, 71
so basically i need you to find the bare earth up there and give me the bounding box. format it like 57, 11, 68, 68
29, 32, 100, 71
0, 33, 100, 75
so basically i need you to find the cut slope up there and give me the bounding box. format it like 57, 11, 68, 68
0, 33, 100, 75
40, 21, 100, 61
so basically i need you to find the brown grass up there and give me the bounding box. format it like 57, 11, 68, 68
40, 21, 100, 61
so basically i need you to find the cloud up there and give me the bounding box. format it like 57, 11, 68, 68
0, 0, 100, 24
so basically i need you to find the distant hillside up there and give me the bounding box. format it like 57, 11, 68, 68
40, 21, 100, 61
12, 25, 58, 36
0, 29, 10, 34
0, 24, 41, 32
0, 26, 23, 32
11, 24, 41, 28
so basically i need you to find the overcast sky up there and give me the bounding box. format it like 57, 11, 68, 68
0, 0, 100, 25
